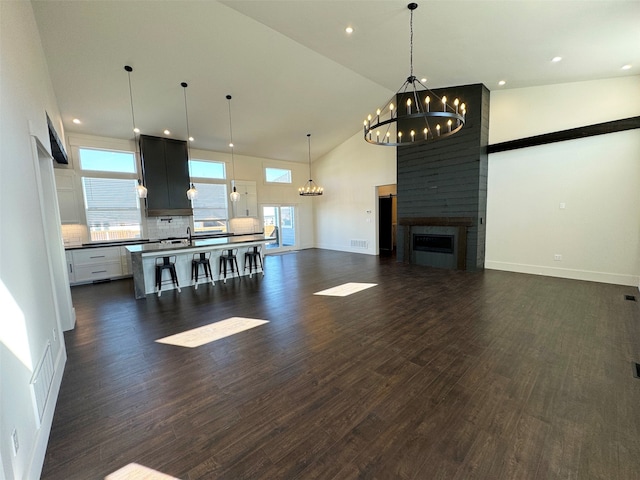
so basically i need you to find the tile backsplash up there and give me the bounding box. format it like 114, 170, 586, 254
61, 224, 88, 246
146, 216, 193, 240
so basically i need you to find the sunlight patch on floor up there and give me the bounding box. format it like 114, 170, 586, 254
314, 282, 377, 297
156, 317, 269, 348
105, 463, 180, 479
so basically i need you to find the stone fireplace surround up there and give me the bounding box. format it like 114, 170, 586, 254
399, 217, 474, 270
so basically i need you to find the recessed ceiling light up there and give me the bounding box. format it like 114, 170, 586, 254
498, 80, 506, 86
72, 118, 81, 124
188, 136, 194, 142
163, 129, 170, 135
345, 26, 354, 34
421, 77, 427, 83
551, 56, 562, 63
622, 64, 632, 70
133, 127, 140, 133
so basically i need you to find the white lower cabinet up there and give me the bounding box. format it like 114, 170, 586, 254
66, 251, 75, 283
70, 246, 125, 284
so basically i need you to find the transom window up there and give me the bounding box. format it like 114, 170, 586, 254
265, 167, 292, 184
79, 148, 136, 173
189, 160, 225, 179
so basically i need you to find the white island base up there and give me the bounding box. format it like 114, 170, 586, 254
126, 235, 268, 299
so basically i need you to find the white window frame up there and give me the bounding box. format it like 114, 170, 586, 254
189, 159, 230, 235
264, 166, 292, 184
76, 145, 143, 242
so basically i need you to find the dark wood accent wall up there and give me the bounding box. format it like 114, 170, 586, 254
397, 83, 490, 270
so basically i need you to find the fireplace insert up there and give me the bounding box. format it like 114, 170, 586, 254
413, 234, 454, 254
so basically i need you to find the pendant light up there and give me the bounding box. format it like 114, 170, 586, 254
299, 133, 323, 196
363, 3, 466, 146
226, 94, 240, 203
181, 82, 198, 200
124, 65, 147, 199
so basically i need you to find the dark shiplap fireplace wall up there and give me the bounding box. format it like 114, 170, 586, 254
397, 83, 490, 270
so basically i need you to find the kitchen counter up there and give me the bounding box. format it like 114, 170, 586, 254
126, 234, 271, 299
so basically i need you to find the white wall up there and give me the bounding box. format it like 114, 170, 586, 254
486, 77, 640, 286
0, 2, 70, 478
314, 130, 396, 254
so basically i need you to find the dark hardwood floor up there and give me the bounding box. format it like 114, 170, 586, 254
42, 249, 640, 479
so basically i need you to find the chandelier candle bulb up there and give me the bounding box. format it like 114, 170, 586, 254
398, 131, 402, 142
426, 96, 430, 111
436, 124, 441, 136
442, 96, 447, 111
454, 98, 459, 113
410, 130, 415, 141
424, 128, 428, 139
407, 98, 412, 114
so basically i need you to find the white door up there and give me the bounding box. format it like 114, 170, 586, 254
262, 205, 296, 253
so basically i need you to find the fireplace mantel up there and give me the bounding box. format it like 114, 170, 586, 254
399, 217, 474, 270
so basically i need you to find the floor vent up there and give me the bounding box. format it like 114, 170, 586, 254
350, 239, 368, 249
634, 362, 640, 379
624, 294, 637, 302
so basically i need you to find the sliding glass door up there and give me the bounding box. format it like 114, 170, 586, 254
262, 205, 296, 252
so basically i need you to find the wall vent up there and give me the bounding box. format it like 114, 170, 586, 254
30, 341, 54, 426
350, 239, 368, 249
634, 362, 640, 379
624, 294, 637, 302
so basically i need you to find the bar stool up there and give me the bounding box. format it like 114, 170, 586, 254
218, 248, 240, 283
192, 252, 215, 289
155, 256, 180, 297
244, 245, 264, 278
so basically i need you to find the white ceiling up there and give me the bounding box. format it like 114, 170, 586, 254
32, 0, 640, 163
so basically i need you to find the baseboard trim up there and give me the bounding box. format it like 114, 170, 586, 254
485, 260, 639, 287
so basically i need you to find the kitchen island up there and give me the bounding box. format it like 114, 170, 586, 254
126, 234, 269, 299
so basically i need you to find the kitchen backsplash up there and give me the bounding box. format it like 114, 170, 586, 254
61, 224, 88, 247
147, 216, 193, 240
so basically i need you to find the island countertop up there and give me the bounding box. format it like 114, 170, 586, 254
126, 234, 270, 299
125, 234, 270, 255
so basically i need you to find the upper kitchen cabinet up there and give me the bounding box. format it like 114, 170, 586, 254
54, 168, 82, 224
140, 135, 193, 216
232, 180, 258, 217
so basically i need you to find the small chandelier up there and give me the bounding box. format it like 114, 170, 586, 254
181, 81, 198, 200
125, 65, 147, 198
226, 94, 240, 203
363, 3, 466, 146
299, 133, 323, 196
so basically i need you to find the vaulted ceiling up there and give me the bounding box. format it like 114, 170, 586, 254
32, 0, 639, 163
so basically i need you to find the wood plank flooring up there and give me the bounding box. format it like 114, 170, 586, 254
41, 249, 640, 479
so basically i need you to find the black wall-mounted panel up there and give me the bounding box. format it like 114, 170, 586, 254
46, 113, 69, 164
139, 135, 192, 216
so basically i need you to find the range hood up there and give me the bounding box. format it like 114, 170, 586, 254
139, 135, 192, 217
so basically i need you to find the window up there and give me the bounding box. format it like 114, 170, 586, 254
189, 160, 225, 179
78, 148, 142, 241
265, 167, 292, 184
189, 160, 229, 234
82, 178, 142, 241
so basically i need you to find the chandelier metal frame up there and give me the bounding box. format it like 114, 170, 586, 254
363, 3, 466, 147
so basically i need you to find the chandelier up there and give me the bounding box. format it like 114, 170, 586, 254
363, 3, 466, 146
124, 65, 147, 198
226, 95, 241, 203
181, 81, 198, 200
299, 133, 323, 196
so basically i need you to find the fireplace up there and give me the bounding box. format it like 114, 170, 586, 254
399, 217, 473, 270
413, 234, 455, 254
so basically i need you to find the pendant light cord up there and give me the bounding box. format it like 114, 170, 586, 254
307, 133, 312, 180
227, 95, 235, 181
182, 83, 192, 161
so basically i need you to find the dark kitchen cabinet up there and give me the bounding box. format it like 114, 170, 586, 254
140, 135, 193, 216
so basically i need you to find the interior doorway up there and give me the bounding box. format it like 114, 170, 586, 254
377, 184, 397, 257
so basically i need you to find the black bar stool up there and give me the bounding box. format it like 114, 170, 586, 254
192, 252, 215, 289
218, 248, 240, 283
244, 245, 264, 278
155, 256, 180, 297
